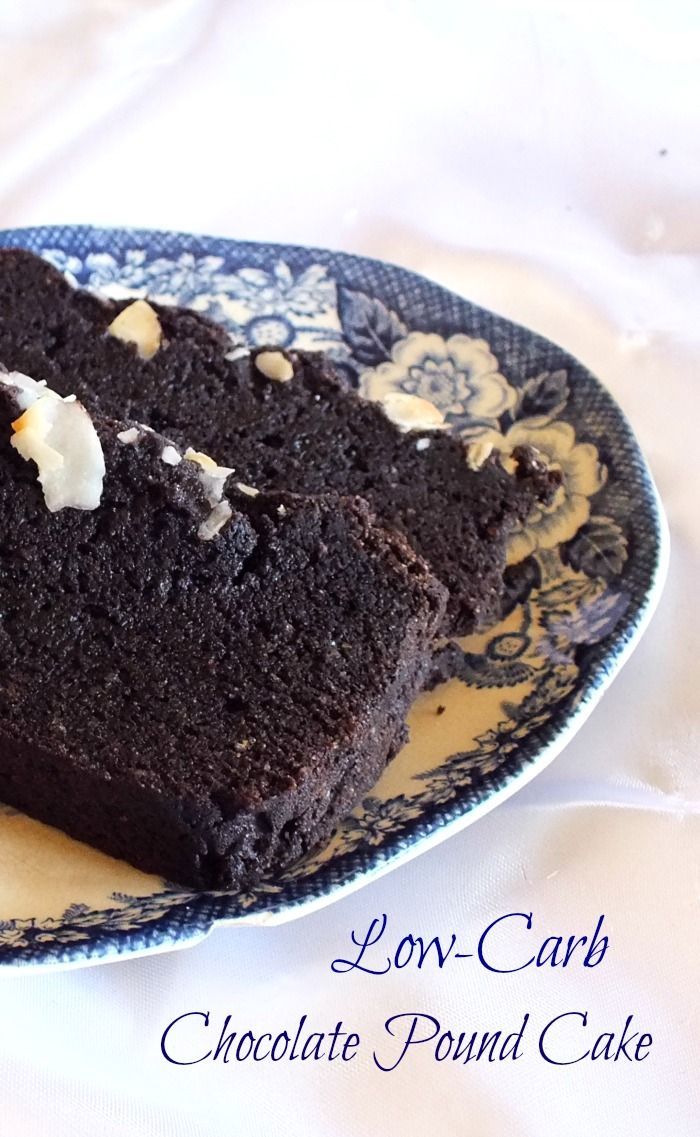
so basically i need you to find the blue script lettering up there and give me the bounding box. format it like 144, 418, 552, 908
332, 913, 460, 975
539, 1011, 653, 1065
161, 1013, 360, 1065
373, 1013, 440, 1071
478, 913, 609, 973
373, 1013, 529, 1071
161, 1011, 212, 1066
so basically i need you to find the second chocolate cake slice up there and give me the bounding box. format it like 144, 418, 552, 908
0, 372, 445, 890
0, 249, 559, 636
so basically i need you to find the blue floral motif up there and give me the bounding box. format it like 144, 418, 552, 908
41, 248, 348, 357
538, 589, 630, 665
564, 516, 628, 580
514, 369, 570, 422
359, 331, 517, 428
340, 796, 424, 848
40, 248, 84, 286
201, 260, 347, 356
221, 261, 336, 319
86, 251, 229, 304
337, 287, 407, 366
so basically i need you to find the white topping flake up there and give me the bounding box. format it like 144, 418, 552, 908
183, 448, 237, 539
254, 350, 294, 383
117, 427, 140, 445
161, 444, 181, 466
415, 437, 431, 452
96, 283, 147, 302
183, 447, 234, 507
380, 392, 447, 433
465, 438, 520, 475
224, 343, 249, 362
0, 371, 51, 410
277, 504, 287, 517
107, 300, 162, 360
183, 448, 218, 471
236, 481, 260, 497
198, 500, 233, 542
6, 376, 105, 512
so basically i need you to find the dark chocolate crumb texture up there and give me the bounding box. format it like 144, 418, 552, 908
0, 373, 445, 889
0, 249, 560, 635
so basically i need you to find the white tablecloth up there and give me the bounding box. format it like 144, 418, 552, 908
1, 2, 698, 1133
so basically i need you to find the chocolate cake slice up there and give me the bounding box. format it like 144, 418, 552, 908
0, 372, 446, 889
0, 248, 559, 635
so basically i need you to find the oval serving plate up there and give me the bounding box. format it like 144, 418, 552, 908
0, 226, 668, 968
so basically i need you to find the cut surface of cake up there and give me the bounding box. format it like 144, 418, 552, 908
0, 372, 446, 889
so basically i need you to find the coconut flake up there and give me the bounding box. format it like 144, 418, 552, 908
380, 392, 447, 433
183, 448, 218, 471
198, 500, 233, 541
107, 300, 162, 360
161, 444, 181, 466
117, 427, 140, 445
0, 371, 52, 411
236, 481, 260, 497
224, 343, 250, 362
10, 392, 105, 512
465, 438, 520, 475
96, 283, 147, 302
183, 447, 234, 506
254, 350, 294, 383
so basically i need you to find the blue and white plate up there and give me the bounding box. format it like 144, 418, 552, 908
0, 226, 668, 968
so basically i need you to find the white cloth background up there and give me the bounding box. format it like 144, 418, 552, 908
0, 1, 698, 1133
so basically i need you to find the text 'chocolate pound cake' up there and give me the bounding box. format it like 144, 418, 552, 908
0, 248, 560, 635
0, 373, 446, 889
